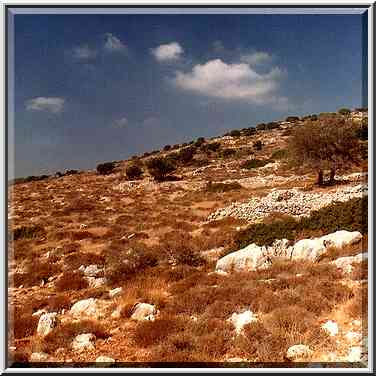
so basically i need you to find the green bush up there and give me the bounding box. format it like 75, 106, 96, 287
271, 149, 289, 160
96, 162, 116, 175
266, 122, 280, 130
338, 108, 351, 115
177, 146, 196, 164
253, 140, 263, 151
220, 148, 236, 158
205, 181, 242, 193
202, 142, 221, 153
234, 197, 367, 248
163, 145, 171, 151
194, 137, 206, 147
12, 225, 46, 241
242, 128, 257, 136
126, 164, 143, 179
256, 123, 266, 131
241, 158, 272, 169
229, 129, 241, 137
285, 116, 300, 122
146, 156, 177, 181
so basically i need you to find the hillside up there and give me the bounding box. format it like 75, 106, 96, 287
8, 109, 368, 367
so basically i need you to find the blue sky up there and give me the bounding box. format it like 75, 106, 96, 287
11, 12, 367, 178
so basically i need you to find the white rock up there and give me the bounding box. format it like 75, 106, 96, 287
286, 344, 313, 361
80, 264, 102, 277
290, 238, 327, 261
72, 333, 96, 352
109, 287, 123, 299
37, 312, 58, 338
32, 309, 47, 317
131, 303, 157, 321
321, 230, 362, 249
29, 352, 50, 362
111, 307, 122, 319
347, 346, 362, 362
345, 331, 362, 344
85, 276, 107, 289
228, 310, 258, 334
321, 320, 339, 336
70, 298, 109, 319
96, 356, 115, 363
215, 243, 271, 273
332, 253, 367, 274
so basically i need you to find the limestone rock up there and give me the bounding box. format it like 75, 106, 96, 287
228, 310, 258, 334
109, 287, 123, 299
29, 352, 51, 362
37, 312, 58, 338
70, 298, 109, 319
286, 344, 313, 361
131, 303, 157, 321
321, 320, 339, 336
96, 356, 115, 363
72, 333, 96, 352
332, 253, 367, 274
215, 243, 271, 273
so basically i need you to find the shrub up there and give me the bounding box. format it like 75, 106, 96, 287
234, 197, 367, 248
125, 164, 143, 180
64, 169, 79, 176
229, 129, 241, 137
205, 181, 242, 193
55, 270, 88, 292
194, 137, 206, 147
146, 157, 177, 181
266, 122, 280, 130
12, 225, 45, 241
242, 127, 257, 136
220, 148, 236, 158
285, 116, 300, 122
253, 140, 263, 151
202, 142, 221, 153
177, 146, 196, 165
163, 145, 171, 151
338, 108, 351, 115
96, 162, 116, 175
271, 149, 289, 160
256, 123, 266, 131
241, 158, 272, 169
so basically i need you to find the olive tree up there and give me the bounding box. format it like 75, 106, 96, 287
288, 118, 361, 185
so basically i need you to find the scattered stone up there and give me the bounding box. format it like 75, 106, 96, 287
29, 352, 51, 362
347, 346, 362, 362
79, 264, 102, 277
37, 312, 58, 338
72, 333, 96, 352
321, 320, 339, 336
111, 307, 122, 319
96, 356, 115, 363
32, 309, 47, 317
345, 331, 362, 344
131, 303, 157, 321
85, 276, 107, 289
286, 344, 313, 361
228, 310, 258, 334
109, 287, 123, 299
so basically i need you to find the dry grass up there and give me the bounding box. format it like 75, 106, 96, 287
55, 270, 89, 292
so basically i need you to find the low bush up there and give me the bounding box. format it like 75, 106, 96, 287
266, 122, 280, 130
241, 158, 272, 169
285, 116, 300, 122
146, 157, 177, 181
242, 127, 257, 136
256, 123, 266, 131
12, 225, 45, 241
234, 197, 367, 248
96, 162, 116, 175
163, 145, 171, 151
220, 148, 236, 158
126, 164, 143, 180
229, 129, 241, 137
271, 149, 289, 160
205, 181, 242, 193
55, 270, 88, 292
176, 146, 196, 165
201, 142, 221, 153
194, 137, 206, 147
338, 108, 351, 115
253, 140, 263, 151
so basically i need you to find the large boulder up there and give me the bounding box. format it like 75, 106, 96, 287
131, 303, 157, 321
37, 312, 58, 338
331, 253, 367, 274
215, 244, 271, 273
70, 298, 110, 319
321, 230, 362, 249
79, 264, 103, 277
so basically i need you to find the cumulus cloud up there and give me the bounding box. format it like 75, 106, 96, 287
72, 44, 97, 60
113, 117, 129, 128
25, 97, 65, 113
173, 58, 285, 105
240, 51, 272, 66
104, 33, 127, 52
151, 42, 183, 62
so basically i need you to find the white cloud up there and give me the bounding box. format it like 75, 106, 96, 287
151, 42, 183, 62
72, 45, 97, 60
173, 58, 285, 105
25, 97, 65, 113
104, 33, 127, 52
240, 51, 272, 66
113, 117, 129, 128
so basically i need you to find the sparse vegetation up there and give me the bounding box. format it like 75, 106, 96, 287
241, 158, 272, 169
146, 156, 177, 181
205, 181, 242, 193
125, 163, 143, 180
96, 162, 116, 175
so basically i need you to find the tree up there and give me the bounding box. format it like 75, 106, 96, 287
125, 164, 143, 180
96, 162, 115, 175
338, 108, 351, 115
146, 156, 177, 181
288, 118, 361, 185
